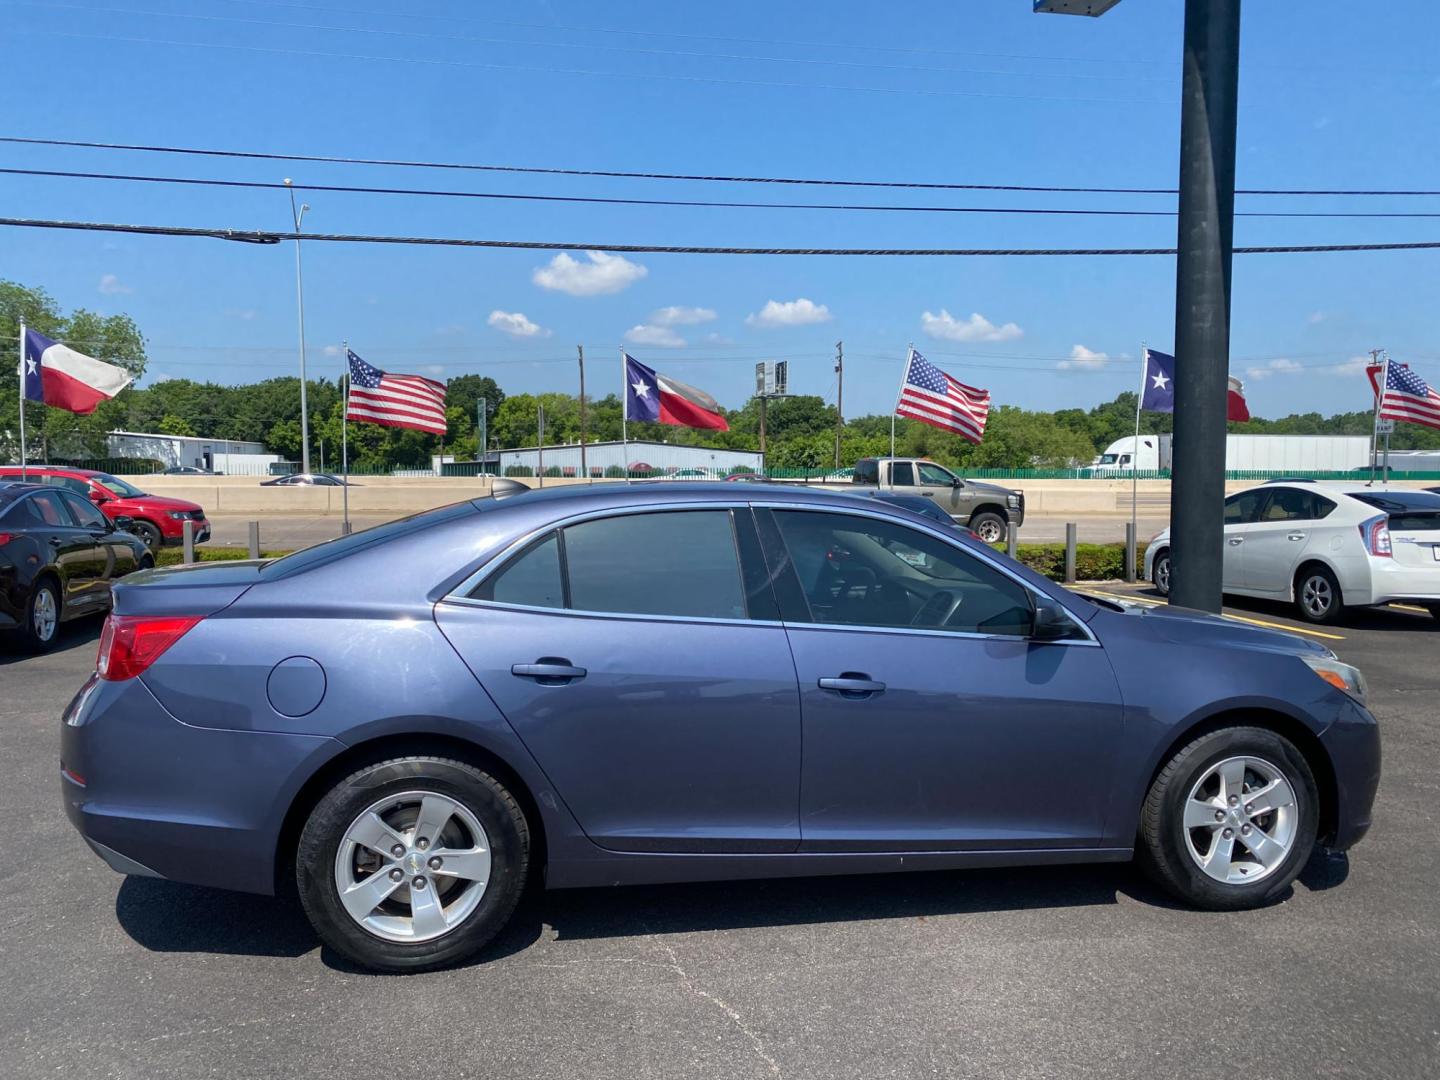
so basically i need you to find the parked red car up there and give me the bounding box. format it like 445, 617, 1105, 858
0, 467, 210, 552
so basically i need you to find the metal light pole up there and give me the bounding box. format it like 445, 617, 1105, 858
284, 179, 312, 476
1169, 0, 1242, 613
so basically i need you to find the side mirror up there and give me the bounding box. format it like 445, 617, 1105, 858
1031, 595, 1078, 641
89, 489, 112, 503
952, 477, 964, 487
113, 515, 135, 531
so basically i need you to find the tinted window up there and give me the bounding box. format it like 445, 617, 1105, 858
60, 491, 109, 529
26, 491, 73, 527
1260, 487, 1312, 521
891, 462, 915, 486
918, 463, 954, 486
853, 459, 879, 484
1388, 512, 1440, 531
774, 510, 1033, 636
563, 511, 746, 619
42, 474, 91, 496
472, 533, 564, 608
1224, 490, 1266, 524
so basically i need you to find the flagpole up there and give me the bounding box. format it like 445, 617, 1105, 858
890, 344, 913, 489
341, 342, 350, 534
1133, 341, 1148, 558
1369, 350, 1390, 487
17, 320, 27, 480
620, 347, 629, 478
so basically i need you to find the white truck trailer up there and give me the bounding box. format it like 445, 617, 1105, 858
1087, 434, 1371, 474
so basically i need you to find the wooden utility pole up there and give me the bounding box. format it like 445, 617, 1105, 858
577, 344, 588, 478
834, 340, 844, 469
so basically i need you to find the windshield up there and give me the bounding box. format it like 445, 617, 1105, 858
94, 474, 146, 498
1097, 454, 1119, 465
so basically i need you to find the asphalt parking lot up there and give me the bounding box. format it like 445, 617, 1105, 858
2, 587, 1436, 1080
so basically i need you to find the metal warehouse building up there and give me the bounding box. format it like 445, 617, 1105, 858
497, 440, 762, 478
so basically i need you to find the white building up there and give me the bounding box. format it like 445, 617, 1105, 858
106, 430, 282, 475
497, 439, 762, 478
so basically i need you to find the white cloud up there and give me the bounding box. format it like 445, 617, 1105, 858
322, 345, 343, 357
704, 332, 734, 345
920, 309, 1023, 343
1244, 358, 1304, 381
745, 298, 831, 328
419, 364, 446, 377
532, 250, 647, 296
1058, 344, 1108, 370
98, 273, 132, 295
624, 324, 686, 347
651, 305, 717, 327
1329, 355, 1374, 377
487, 310, 551, 338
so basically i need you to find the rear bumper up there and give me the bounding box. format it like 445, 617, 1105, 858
61, 674, 338, 895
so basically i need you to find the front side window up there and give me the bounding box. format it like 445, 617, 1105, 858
918, 463, 955, 486
472, 510, 749, 621
773, 510, 1032, 636
1224, 490, 1266, 525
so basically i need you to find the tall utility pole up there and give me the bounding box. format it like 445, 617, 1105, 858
284, 179, 312, 475
834, 340, 844, 469
1168, 0, 1242, 614
577, 344, 588, 479
759, 395, 768, 463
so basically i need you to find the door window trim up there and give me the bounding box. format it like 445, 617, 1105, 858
444, 503, 783, 628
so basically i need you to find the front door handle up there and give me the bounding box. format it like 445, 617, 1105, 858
818, 674, 886, 699
511, 659, 587, 685
1227, 537, 1245, 546
47, 536, 63, 547
1287, 533, 1306, 541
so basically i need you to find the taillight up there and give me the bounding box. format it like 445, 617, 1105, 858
96, 614, 201, 681
0, 532, 13, 546
1359, 515, 1392, 558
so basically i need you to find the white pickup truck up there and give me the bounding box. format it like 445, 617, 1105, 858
848, 458, 1025, 542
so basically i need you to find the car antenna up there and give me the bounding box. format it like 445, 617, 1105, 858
489, 477, 529, 500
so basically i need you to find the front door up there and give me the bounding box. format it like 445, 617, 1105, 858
59, 490, 135, 580
758, 507, 1124, 852
1221, 488, 1269, 590
436, 507, 802, 854
26, 490, 106, 611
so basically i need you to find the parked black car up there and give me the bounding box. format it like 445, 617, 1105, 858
0, 482, 152, 651
260, 473, 358, 487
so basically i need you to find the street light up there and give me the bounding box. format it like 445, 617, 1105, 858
284, 178, 312, 476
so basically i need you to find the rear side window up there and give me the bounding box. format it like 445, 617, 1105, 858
27, 491, 73, 526
853, 459, 879, 484
471, 510, 749, 620
1260, 487, 1333, 521
42, 474, 91, 496
891, 462, 915, 486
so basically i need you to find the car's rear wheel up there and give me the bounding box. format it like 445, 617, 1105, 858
296, 757, 530, 973
1152, 550, 1172, 596
1295, 564, 1343, 624
131, 520, 162, 553
1139, 726, 1318, 910
970, 511, 1006, 544
22, 577, 61, 652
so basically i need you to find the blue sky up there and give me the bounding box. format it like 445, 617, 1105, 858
4, 0, 1438, 418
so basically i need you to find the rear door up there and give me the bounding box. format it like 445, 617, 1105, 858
1239, 487, 1337, 592
435, 506, 802, 854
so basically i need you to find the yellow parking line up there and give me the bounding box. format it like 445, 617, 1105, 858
1391, 603, 1431, 614
1076, 587, 1346, 642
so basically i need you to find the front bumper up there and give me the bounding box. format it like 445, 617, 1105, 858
61, 673, 338, 895
159, 518, 211, 546
1317, 699, 1382, 851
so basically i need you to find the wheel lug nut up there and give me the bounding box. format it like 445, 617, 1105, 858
1214, 810, 1225, 822
388, 868, 403, 882
417, 837, 429, 850
412, 876, 426, 890
428, 856, 442, 870
1222, 828, 1234, 839
1228, 795, 1239, 806
391, 844, 404, 858
1244, 804, 1254, 815
1241, 824, 1252, 835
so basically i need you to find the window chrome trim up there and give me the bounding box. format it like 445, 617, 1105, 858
446, 496, 1099, 646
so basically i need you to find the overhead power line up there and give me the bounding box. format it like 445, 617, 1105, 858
5, 216, 1440, 256
7, 137, 1439, 197
10, 166, 1440, 219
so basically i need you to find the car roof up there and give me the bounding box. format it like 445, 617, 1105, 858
0, 465, 100, 477
0, 481, 46, 505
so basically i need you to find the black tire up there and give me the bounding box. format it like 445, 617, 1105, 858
21, 576, 62, 653
1138, 726, 1319, 910
970, 511, 1007, 545
296, 756, 529, 973
131, 520, 162, 553
1152, 549, 1172, 597
1294, 564, 1343, 624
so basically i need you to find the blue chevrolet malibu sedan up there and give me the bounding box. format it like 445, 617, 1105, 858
61, 483, 1380, 972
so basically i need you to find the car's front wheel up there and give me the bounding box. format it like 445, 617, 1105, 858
131, 520, 163, 553
296, 756, 530, 973
1139, 726, 1318, 910
1152, 550, 1172, 596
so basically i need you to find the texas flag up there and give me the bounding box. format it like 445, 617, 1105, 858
21, 328, 134, 414
1140, 347, 1250, 421
624, 354, 729, 431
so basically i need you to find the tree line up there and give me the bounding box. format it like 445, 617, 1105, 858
4, 279, 1436, 473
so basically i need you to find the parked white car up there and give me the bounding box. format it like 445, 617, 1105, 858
1144, 482, 1440, 623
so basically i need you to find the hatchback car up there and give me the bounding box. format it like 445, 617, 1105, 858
0, 482, 151, 650
0, 466, 210, 552
62, 483, 1379, 972
1146, 482, 1440, 623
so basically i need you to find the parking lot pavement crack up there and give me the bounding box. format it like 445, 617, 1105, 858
649, 936, 782, 1077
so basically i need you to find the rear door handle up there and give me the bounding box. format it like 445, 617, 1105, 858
1287, 533, 1306, 541
818, 674, 886, 699
511, 659, 587, 685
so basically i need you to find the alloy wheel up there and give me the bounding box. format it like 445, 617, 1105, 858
1300, 575, 1333, 619
32, 588, 57, 642
1182, 755, 1299, 885
1154, 555, 1171, 595
334, 790, 492, 943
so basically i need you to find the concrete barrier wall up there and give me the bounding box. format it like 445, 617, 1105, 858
119, 473, 1438, 518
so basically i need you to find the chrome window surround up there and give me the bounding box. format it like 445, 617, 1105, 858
442, 498, 1099, 646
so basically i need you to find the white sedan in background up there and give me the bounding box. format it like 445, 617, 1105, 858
1145, 482, 1440, 624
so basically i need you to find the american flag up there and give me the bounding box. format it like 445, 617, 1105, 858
345, 349, 448, 436
1369, 361, 1440, 431
895, 349, 990, 444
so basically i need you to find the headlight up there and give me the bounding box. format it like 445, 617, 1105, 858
1302, 655, 1367, 705
167, 510, 190, 520
1006, 494, 1020, 508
